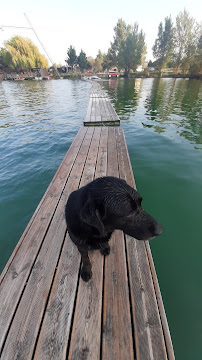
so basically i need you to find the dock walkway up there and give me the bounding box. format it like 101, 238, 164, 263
84, 81, 120, 126
0, 82, 174, 360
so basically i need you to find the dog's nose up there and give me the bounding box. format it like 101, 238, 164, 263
154, 222, 163, 237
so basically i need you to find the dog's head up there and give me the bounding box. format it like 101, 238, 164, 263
80, 177, 163, 241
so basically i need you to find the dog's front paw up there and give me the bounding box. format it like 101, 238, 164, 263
81, 269, 92, 282
100, 246, 110, 256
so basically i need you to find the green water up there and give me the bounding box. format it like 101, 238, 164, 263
1, 78, 202, 359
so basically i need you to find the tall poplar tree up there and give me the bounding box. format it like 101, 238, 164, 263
94, 50, 104, 72
118, 24, 146, 77
77, 50, 88, 72
110, 18, 129, 65
174, 9, 198, 73
66, 45, 77, 71
152, 16, 174, 74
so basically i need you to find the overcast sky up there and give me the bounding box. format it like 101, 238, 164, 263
1, 0, 201, 65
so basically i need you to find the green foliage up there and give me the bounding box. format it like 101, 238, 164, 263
152, 17, 174, 73
173, 9, 199, 73
118, 24, 146, 77
64, 11, 201, 77
94, 50, 104, 72
66, 45, 77, 70
110, 19, 129, 64
0, 47, 11, 67
189, 33, 202, 74
77, 49, 89, 72
2, 36, 48, 71
152, 10, 202, 75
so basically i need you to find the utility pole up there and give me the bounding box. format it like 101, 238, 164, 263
24, 13, 61, 79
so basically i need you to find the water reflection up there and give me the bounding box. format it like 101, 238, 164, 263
100, 78, 142, 121
145, 78, 202, 145
101, 78, 202, 147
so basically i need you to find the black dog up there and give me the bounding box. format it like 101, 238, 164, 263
65, 176, 163, 281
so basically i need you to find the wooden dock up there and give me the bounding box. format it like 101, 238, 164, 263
0, 82, 174, 360
84, 81, 120, 126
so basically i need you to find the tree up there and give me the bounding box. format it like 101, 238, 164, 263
87, 56, 95, 71
94, 50, 103, 72
1, 36, 48, 71
190, 31, 202, 74
118, 24, 146, 77
66, 45, 77, 71
173, 9, 198, 73
0, 47, 10, 68
77, 49, 88, 72
102, 48, 115, 70
110, 18, 129, 65
152, 16, 174, 75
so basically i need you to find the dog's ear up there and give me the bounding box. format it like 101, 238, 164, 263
80, 198, 105, 235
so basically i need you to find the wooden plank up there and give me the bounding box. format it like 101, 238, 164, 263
33, 128, 103, 360
115, 128, 168, 359
33, 233, 80, 360
102, 127, 134, 359
0, 127, 88, 352
126, 238, 167, 360
99, 98, 106, 118
106, 100, 119, 121
84, 98, 93, 122
0, 128, 95, 360
67, 127, 107, 360
96, 115, 102, 122
103, 98, 118, 121
145, 243, 175, 360
91, 98, 95, 116
95, 98, 100, 116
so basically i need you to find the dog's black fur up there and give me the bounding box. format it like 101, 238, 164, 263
65, 176, 163, 281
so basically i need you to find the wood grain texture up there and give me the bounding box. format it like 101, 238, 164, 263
68, 127, 107, 360
101, 127, 134, 360
84, 85, 120, 126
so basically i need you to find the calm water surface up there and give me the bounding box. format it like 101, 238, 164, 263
0, 78, 202, 359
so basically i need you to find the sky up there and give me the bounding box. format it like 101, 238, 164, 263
1, 0, 202, 66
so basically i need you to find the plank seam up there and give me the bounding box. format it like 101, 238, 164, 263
115, 128, 136, 358
65, 261, 82, 360
95, 127, 109, 360
123, 233, 137, 359
31, 229, 69, 360
144, 243, 175, 359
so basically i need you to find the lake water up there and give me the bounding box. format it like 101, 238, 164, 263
0, 78, 202, 359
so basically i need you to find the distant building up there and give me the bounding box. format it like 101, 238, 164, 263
136, 65, 143, 72
136, 62, 148, 72
109, 67, 119, 72
32, 67, 49, 79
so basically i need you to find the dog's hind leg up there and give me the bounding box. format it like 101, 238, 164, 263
100, 242, 110, 256
78, 249, 92, 282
